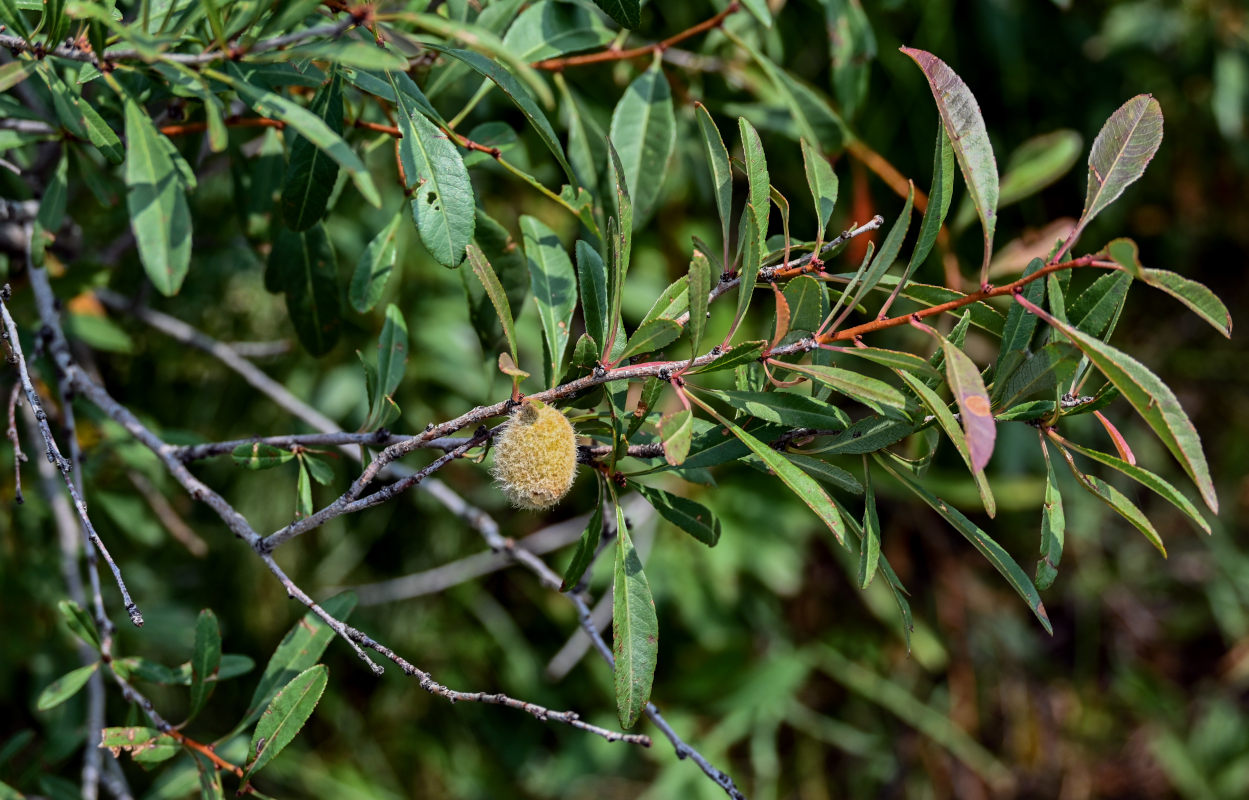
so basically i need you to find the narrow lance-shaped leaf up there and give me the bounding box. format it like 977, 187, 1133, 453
659, 408, 693, 467
730, 210, 762, 337
619, 318, 681, 363
521, 216, 576, 386
367, 305, 408, 427
36, 662, 100, 711
1051, 440, 1166, 556
613, 504, 657, 728
609, 60, 677, 222
688, 391, 845, 545
592, 0, 638, 29
1035, 434, 1066, 591
905, 125, 954, 276
801, 138, 839, 243
58, 600, 101, 651
270, 224, 340, 356
466, 244, 519, 369
738, 117, 770, 257
244, 664, 329, 781
900, 47, 999, 280
914, 320, 996, 472
280, 71, 342, 231
1107, 238, 1231, 337
188, 609, 222, 720
1080, 95, 1164, 232
634, 484, 721, 547
858, 458, 880, 589
687, 248, 712, 358
1015, 294, 1217, 513
838, 183, 913, 321
695, 103, 733, 262
349, 209, 403, 313
576, 240, 608, 351
123, 98, 192, 296
602, 141, 632, 357
877, 457, 1052, 634
561, 479, 604, 591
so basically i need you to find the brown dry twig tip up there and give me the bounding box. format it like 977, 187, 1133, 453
531, 2, 743, 71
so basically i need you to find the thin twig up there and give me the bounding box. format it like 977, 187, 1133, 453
531, 3, 741, 70
1, 285, 142, 627
7, 380, 26, 504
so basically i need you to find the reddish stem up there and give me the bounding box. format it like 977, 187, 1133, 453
531, 3, 741, 70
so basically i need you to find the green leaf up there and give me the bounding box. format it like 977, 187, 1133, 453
575, 240, 608, 351
218, 64, 380, 208
634, 484, 720, 546
777, 362, 912, 420
835, 346, 941, 381
36, 662, 99, 711
609, 61, 677, 222
784, 275, 829, 333
1051, 442, 1166, 556
858, 460, 880, 588
561, 481, 604, 591
823, 0, 876, 119
731, 211, 763, 333
613, 504, 657, 728
1138, 267, 1232, 338
280, 40, 408, 71
188, 609, 221, 720
785, 452, 863, 494
0, 61, 32, 93
640, 276, 688, 327
869, 277, 1006, 337
687, 249, 712, 357
466, 211, 529, 352
123, 97, 192, 296
690, 340, 765, 375
659, 408, 693, 466
41, 64, 123, 163
691, 393, 845, 545
1035, 438, 1065, 590
618, 319, 681, 363
739, 117, 770, 255
349, 208, 403, 313
1081, 94, 1164, 229
244, 664, 328, 781
800, 138, 839, 239
739, 0, 772, 26
701, 389, 850, 431
295, 461, 313, 520
838, 183, 913, 316
877, 457, 1052, 634
280, 71, 342, 232
1019, 298, 1217, 513
591, 0, 638, 29
271, 224, 341, 356
503, 1, 612, 61
466, 243, 520, 368
364, 304, 408, 427
394, 99, 475, 267
1052, 434, 1209, 535
521, 216, 576, 386
900, 47, 999, 278
424, 45, 575, 184
232, 443, 295, 469
58, 600, 101, 651
1069, 270, 1130, 338
238, 594, 354, 733
993, 258, 1046, 385
603, 141, 632, 355
301, 454, 334, 486
906, 125, 954, 277
695, 103, 733, 261
98, 727, 174, 761
936, 332, 996, 473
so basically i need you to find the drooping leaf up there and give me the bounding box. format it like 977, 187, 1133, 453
244, 664, 328, 781
785, 453, 863, 495
365, 305, 408, 428
1081, 95, 1164, 229
835, 346, 941, 381
349, 208, 403, 313
561, 481, 604, 591
935, 330, 996, 473
691, 393, 845, 545
900, 47, 999, 278
503, 0, 612, 61
1017, 296, 1217, 512
1109, 243, 1233, 337
280, 71, 342, 231
701, 389, 850, 431
612, 505, 657, 728
634, 484, 721, 546
123, 97, 192, 296
295, 461, 313, 520
36, 662, 99, 711
877, 458, 1052, 634
1035, 437, 1066, 590
394, 99, 475, 267
271, 224, 340, 356
521, 216, 576, 386
466, 211, 529, 352
858, 459, 880, 588
58, 600, 101, 651
777, 362, 912, 420
188, 609, 222, 720
1052, 443, 1166, 556
687, 249, 712, 357
609, 61, 677, 222
695, 103, 734, 261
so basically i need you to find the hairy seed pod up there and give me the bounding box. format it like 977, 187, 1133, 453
491, 400, 578, 510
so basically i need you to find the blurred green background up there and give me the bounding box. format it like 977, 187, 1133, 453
2, 0, 1246, 797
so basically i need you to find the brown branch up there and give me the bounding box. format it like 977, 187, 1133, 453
531, 3, 742, 71
7, 381, 25, 504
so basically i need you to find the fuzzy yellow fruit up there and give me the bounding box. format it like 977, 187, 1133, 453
491, 400, 578, 510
